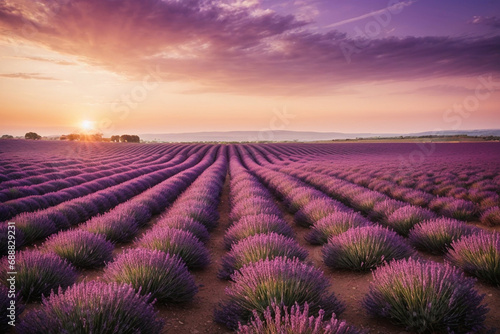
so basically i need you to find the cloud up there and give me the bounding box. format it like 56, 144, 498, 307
0, 72, 61, 80
0, 0, 499, 95
393, 84, 500, 96
470, 16, 500, 29
16, 56, 76, 65
325, 0, 417, 29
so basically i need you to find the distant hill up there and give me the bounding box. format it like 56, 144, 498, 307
139, 129, 500, 143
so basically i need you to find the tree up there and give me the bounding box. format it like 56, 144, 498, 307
120, 134, 140, 143
66, 133, 80, 141
1, 135, 13, 139
111, 135, 120, 143
25, 132, 41, 140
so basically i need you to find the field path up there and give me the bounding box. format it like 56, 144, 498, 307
156, 173, 233, 334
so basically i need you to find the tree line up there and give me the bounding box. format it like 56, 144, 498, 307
59, 133, 140, 143
20, 132, 140, 142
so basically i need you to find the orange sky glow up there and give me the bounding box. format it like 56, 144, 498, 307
0, 0, 499, 136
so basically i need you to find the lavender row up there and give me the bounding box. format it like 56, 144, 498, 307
244, 145, 495, 332
246, 147, 497, 273
0, 147, 181, 202
215, 147, 355, 333
0, 144, 203, 213
240, 147, 418, 273
303, 163, 495, 223
0, 153, 186, 220
97, 147, 227, 307
42, 147, 220, 269
0, 147, 218, 301
0, 140, 185, 187
0, 147, 224, 331
0, 145, 213, 254
136, 146, 227, 270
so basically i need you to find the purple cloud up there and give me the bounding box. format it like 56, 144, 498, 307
0, 73, 61, 80
0, 0, 499, 94
470, 16, 500, 29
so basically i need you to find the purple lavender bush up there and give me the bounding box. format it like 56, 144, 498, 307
230, 198, 281, 222
385, 206, 436, 236
363, 258, 488, 333
0, 250, 77, 302
120, 202, 152, 227
370, 199, 406, 222
214, 257, 345, 330
237, 302, 362, 334
169, 205, 220, 230
104, 248, 197, 303
43, 230, 114, 268
480, 206, 500, 226
295, 199, 345, 228
138, 227, 210, 270
218, 233, 308, 280
224, 214, 294, 250
83, 212, 139, 243
17, 281, 164, 334
440, 199, 478, 221
157, 215, 210, 243
305, 212, 372, 245
15, 212, 58, 244
446, 232, 500, 286
428, 197, 450, 211
285, 188, 327, 213
408, 218, 478, 254
322, 226, 415, 271
350, 192, 386, 214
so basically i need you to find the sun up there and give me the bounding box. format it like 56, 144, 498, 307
81, 120, 94, 131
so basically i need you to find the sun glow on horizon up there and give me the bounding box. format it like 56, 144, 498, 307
81, 120, 94, 131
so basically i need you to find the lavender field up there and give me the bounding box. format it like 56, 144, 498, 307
1, 140, 499, 334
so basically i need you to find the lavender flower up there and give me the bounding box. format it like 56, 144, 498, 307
43, 230, 114, 268
219, 233, 308, 280
285, 187, 328, 213
237, 302, 362, 334
440, 199, 478, 221
402, 190, 433, 207
322, 226, 415, 271
295, 199, 344, 228
104, 248, 198, 303
0, 250, 77, 302
215, 257, 345, 330
408, 218, 478, 254
305, 212, 372, 245
363, 258, 488, 333
119, 202, 152, 227
17, 281, 164, 334
169, 205, 219, 230
370, 199, 406, 222
83, 212, 139, 243
138, 227, 210, 270
480, 206, 500, 226
446, 232, 500, 286
230, 197, 282, 222
157, 215, 210, 243
224, 214, 294, 250
15, 212, 57, 244
385, 206, 436, 236
350, 192, 386, 214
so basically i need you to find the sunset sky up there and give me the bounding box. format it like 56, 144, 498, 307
0, 0, 499, 136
